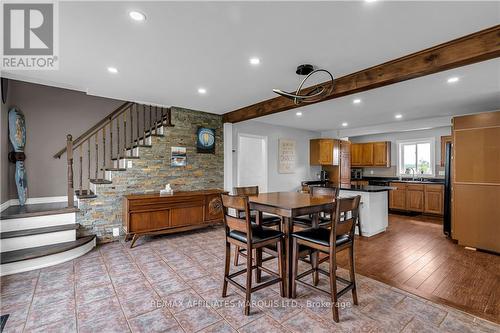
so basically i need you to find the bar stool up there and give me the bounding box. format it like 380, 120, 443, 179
291, 195, 361, 322
221, 194, 285, 315
293, 186, 339, 228
233, 186, 281, 266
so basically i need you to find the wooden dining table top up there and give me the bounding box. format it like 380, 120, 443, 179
248, 191, 334, 210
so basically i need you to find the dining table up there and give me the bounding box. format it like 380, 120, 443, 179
248, 191, 335, 297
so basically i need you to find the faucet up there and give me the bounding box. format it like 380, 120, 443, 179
405, 167, 416, 181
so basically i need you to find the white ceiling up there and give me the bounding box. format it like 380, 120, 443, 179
3, 1, 499, 131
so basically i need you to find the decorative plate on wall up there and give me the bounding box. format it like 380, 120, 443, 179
196, 127, 215, 154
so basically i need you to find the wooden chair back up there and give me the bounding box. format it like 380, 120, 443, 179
234, 186, 259, 196
311, 186, 339, 198
330, 195, 361, 247
221, 194, 253, 239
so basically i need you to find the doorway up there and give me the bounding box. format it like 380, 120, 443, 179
237, 133, 268, 192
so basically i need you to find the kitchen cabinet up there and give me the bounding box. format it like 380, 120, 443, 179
310, 139, 339, 165
440, 135, 452, 167
406, 184, 424, 212
351, 141, 390, 167
351, 180, 369, 186
339, 141, 351, 186
351, 143, 363, 166
389, 182, 406, 210
389, 182, 444, 215
424, 184, 444, 215
373, 142, 391, 167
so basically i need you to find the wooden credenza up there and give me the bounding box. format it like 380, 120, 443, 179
123, 189, 226, 247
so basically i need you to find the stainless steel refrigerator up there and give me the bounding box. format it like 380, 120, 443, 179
443, 142, 452, 236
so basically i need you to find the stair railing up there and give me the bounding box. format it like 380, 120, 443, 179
56, 102, 173, 207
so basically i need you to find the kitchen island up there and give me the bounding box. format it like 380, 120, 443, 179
339, 185, 394, 237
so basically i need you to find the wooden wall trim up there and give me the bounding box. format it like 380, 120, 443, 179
223, 25, 500, 123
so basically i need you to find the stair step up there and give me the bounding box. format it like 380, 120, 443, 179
133, 144, 152, 148
77, 193, 98, 199
111, 156, 140, 160
0, 224, 78, 239
0, 202, 78, 220
1, 235, 95, 265
89, 179, 112, 185
104, 168, 127, 171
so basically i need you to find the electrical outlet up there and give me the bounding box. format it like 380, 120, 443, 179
370, 170, 374, 175
438, 170, 445, 176
127, 160, 133, 168
113, 228, 120, 237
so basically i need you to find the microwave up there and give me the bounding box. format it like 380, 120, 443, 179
351, 169, 363, 179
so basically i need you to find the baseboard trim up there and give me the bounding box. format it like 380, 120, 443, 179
0, 196, 69, 212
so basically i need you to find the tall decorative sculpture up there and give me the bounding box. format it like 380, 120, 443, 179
8, 108, 27, 205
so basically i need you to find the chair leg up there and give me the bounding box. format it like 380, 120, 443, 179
311, 250, 319, 286
255, 248, 262, 283
277, 239, 285, 298
234, 246, 240, 266
349, 245, 358, 305
291, 238, 299, 299
244, 246, 253, 316
329, 252, 340, 323
222, 241, 231, 297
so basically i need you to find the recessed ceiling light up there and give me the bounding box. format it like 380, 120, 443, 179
447, 77, 459, 83
129, 11, 146, 21
395, 114, 403, 119
249, 57, 260, 65
353, 98, 361, 104
197, 88, 207, 95
365, 0, 377, 3
296, 112, 303, 117
342, 122, 348, 127
107, 67, 118, 74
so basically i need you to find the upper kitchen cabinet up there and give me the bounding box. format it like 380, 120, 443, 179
351, 141, 391, 167
310, 139, 340, 165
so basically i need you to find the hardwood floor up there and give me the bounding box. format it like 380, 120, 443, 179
337, 214, 500, 324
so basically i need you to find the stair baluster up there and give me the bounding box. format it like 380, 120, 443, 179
123, 112, 127, 156
110, 118, 113, 160
102, 127, 106, 178
79, 145, 83, 194
136, 104, 140, 147
143, 104, 146, 145
87, 140, 90, 185
167, 107, 173, 126
161, 107, 164, 127
94, 133, 98, 180
117, 114, 120, 160
129, 106, 133, 150
149, 105, 152, 137
67, 134, 74, 208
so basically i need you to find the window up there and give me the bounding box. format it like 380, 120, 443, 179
398, 138, 435, 177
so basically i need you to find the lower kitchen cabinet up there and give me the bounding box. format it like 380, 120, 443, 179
424, 184, 444, 215
389, 182, 443, 215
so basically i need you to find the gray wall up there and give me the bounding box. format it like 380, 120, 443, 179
349, 126, 451, 177
1, 83, 11, 204
232, 120, 321, 192
2, 80, 123, 200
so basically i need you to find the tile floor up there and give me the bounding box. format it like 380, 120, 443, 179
1, 226, 499, 333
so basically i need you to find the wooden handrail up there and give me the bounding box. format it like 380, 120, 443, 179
53, 101, 133, 158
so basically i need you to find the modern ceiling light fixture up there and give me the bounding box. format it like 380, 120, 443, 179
249, 57, 260, 65
273, 64, 334, 105
353, 98, 362, 104
107, 67, 118, 74
296, 111, 303, 117
447, 76, 460, 83
395, 114, 403, 119
197, 88, 207, 95
129, 11, 146, 21
342, 122, 348, 127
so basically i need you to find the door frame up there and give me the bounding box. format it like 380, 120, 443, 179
236, 133, 268, 193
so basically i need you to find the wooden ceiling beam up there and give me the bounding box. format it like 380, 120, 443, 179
223, 25, 500, 123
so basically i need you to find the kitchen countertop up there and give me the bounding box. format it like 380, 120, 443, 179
339, 185, 395, 192
359, 176, 444, 184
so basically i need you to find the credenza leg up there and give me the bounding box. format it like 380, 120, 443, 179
125, 234, 132, 242
130, 234, 139, 248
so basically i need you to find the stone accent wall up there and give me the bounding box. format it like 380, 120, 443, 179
77, 107, 224, 242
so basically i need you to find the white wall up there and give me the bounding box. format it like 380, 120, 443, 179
347, 126, 451, 177
231, 120, 321, 193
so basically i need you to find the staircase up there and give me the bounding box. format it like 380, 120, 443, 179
0, 202, 95, 276
0, 103, 174, 275
54, 102, 174, 203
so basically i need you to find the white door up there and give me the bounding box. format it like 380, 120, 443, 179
237, 134, 268, 193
